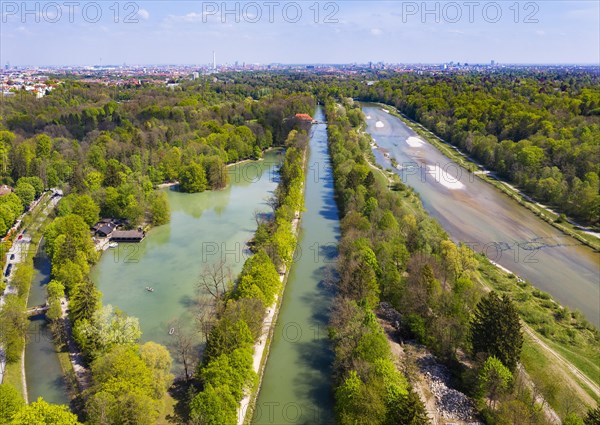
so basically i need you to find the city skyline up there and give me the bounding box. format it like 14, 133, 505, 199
1, 1, 599, 66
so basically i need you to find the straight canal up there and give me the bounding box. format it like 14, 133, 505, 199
252, 106, 338, 425
24, 242, 69, 405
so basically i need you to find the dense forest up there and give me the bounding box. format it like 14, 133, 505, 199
0, 81, 314, 423
356, 73, 599, 225
0, 82, 314, 231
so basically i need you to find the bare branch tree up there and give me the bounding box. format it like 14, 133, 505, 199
194, 297, 217, 343
168, 319, 197, 382
197, 259, 231, 302
265, 194, 279, 213
253, 209, 264, 226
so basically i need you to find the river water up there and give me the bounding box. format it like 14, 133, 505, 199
24, 243, 69, 405
253, 106, 338, 425
363, 105, 600, 326
91, 151, 281, 366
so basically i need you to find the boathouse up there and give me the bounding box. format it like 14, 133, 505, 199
110, 229, 145, 242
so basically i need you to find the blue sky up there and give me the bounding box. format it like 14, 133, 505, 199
1, 1, 599, 66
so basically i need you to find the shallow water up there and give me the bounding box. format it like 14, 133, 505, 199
24, 245, 69, 405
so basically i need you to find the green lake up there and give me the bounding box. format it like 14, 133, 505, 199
91, 150, 281, 368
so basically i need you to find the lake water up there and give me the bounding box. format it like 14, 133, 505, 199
91, 150, 282, 368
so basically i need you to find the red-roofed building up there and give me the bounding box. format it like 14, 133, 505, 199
295, 113, 313, 121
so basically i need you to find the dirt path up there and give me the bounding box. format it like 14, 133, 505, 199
523, 324, 600, 399
60, 298, 91, 391
237, 298, 277, 424
364, 153, 394, 185
476, 267, 600, 404
517, 365, 561, 424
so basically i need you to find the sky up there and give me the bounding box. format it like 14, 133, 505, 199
1, 0, 599, 66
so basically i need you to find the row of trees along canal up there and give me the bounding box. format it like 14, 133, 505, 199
189, 126, 309, 423
324, 99, 599, 424
0, 87, 315, 423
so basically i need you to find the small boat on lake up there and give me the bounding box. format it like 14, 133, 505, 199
169, 328, 175, 335
145, 286, 154, 292
108, 242, 118, 248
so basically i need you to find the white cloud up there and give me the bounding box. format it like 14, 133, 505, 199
138, 9, 150, 20
165, 12, 204, 24
371, 28, 382, 36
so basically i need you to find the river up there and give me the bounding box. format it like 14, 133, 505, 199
91, 150, 281, 367
252, 106, 338, 425
24, 242, 70, 405
363, 104, 600, 326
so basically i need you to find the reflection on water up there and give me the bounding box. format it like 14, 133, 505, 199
364, 105, 600, 326
25, 316, 69, 405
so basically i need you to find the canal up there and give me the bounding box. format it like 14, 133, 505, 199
253, 106, 338, 425
24, 242, 70, 405
363, 104, 600, 326
91, 151, 281, 366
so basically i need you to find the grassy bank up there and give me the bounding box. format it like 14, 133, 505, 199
476, 256, 599, 416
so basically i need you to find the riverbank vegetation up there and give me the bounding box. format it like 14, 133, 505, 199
0, 389, 82, 424
0, 83, 315, 421
325, 98, 597, 424
1, 71, 597, 423
188, 126, 309, 425
0, 82, 314, 228
217, 70, 599, 229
